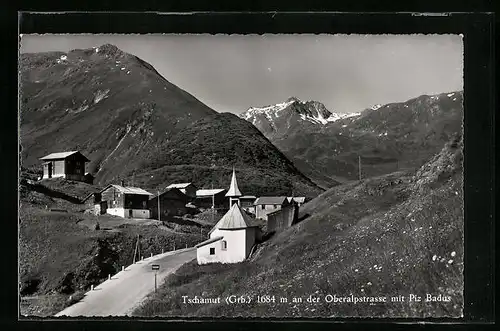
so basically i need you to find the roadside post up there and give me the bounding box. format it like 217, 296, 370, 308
152, 264, 160, 292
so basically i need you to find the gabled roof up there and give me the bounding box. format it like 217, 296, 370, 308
240, 195, 257, 200
287, 197, 306, 204
40, 151, 90, 161
195, 236, 224, 248
254, 196, 289, 205
208, 203, 257, 235
166, 183, 194, 189
196, 189, 226, 197
82, 191, 101, 202
152, 187, 188, 200
225, 168, 242, 197
101, 184, 153, 196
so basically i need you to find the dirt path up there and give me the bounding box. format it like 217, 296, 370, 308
54, 248, 196, 317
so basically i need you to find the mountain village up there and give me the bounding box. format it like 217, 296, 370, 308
37, 150, 305, 265
18, 41, 467, 318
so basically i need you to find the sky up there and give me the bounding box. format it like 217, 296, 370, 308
20, 34, 463, 114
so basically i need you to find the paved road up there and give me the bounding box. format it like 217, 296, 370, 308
55, 248, 196, 317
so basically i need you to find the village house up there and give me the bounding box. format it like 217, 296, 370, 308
195, 188, 228, 209
254, 196, 291, 221
148, 187, 189, 220
40, 151, 91, 183
100, 184, 153, 219
195, 202, 260, 265
239, 195, 257, 214
267, 200, 299, 233
166, 183, 197, 199
287, 196, 306, 207
225, 168, 242, 207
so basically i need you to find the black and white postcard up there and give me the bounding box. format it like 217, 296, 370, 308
19, 32, 465, 319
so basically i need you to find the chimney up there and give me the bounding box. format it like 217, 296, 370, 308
121, 180, 125, 187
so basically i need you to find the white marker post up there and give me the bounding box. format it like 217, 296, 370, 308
152, 264, 160, 293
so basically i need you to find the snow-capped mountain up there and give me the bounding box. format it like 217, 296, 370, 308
240, 97, 360, 138
242, 97, 360, 126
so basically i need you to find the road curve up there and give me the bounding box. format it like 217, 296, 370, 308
55, 248, 196, 317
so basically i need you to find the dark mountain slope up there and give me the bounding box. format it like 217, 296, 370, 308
132, 112, 323, 199
134, 133, 463, 318
20, 44, 216, 185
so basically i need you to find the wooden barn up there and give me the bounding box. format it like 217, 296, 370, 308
100, 184, 153, 219
195, 203, 261, 265
195, 189, 228, 209
40, 151, 90, 183
267, 201, 299, 233
148, 187, 189, 220
254, 196, 291, 221
166, 183, 197, 199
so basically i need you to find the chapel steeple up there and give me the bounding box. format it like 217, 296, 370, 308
225, 167, 242, 207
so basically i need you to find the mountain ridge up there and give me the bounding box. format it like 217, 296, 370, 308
19, 44, 323, 198
241, 92, 463, 188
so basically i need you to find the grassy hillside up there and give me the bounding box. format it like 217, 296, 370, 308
133, 134, 463, 318
19, 197, 204, 317
20, 44, 215, 185
132, 113, 323, 199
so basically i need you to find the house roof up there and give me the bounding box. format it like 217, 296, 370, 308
254, 196, 289, 205
287, 197, 306, 203
166, 183, 193, 189
209, 203, 258, 235
196, 189, 226, 197
101, 184, 153, 196
153, 187, 187, 200
40, 151, 90, 161
225, 168, 242, 197
195, 236, 224, 248
82, 192, 100, 202
240, 195, 257, 199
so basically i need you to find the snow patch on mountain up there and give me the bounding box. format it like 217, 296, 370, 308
242, 98, 361, 126
242, 100, 296, 120
370, 104, 382, 111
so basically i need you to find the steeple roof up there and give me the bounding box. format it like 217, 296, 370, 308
225, 167, 242, 197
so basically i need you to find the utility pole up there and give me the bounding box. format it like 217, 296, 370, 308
157, 190, 161, 222
211, 183, 215, 224
154, 271, 157, 292
358, 155, 362, 181
133, 234, 139, 264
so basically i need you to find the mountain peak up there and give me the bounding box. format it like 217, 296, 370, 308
95, 44, 124, 56
286, 96, 301, 103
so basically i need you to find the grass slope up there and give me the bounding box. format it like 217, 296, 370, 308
133, 134, 463, 318
19, 202, 204, 317
133, 113, 323, 199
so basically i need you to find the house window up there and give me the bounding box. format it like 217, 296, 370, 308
221, 241, 227, 250
142, 201, 147, 209
210, 247, 215, 255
